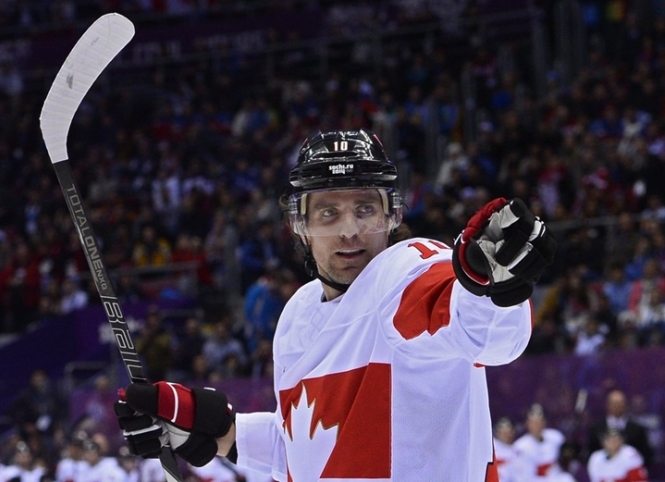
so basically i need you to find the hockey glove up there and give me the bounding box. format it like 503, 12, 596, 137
114, 381, 236, 467
452, 197, 556, 307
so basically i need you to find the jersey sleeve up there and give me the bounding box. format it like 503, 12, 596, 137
235, 411, 287, 482
375, 238, 532, 365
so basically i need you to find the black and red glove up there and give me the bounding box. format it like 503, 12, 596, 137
452, 197, 556, 307
114, 382, 236, 467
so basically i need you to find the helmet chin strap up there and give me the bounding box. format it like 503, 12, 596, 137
299, 227, 397, 297
303, 249, 351, 295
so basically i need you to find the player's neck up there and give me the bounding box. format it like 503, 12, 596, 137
322, 285, 344, 301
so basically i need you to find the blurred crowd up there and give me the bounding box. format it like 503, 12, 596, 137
2, 1, 665, 359
0, 0, 322, 35
2, 0, 665, 478
0, 2, 664, 481
0, 1, 664, 355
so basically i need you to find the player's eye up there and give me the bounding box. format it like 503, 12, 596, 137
357, 204, 377, 215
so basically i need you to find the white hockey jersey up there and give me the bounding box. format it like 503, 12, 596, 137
235, 238, 532, 482
587, 445, 648, 482
512, 428, 565, 479
494, 438, 527, 482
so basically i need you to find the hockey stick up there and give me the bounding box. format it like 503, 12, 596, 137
39, 13, 183, 482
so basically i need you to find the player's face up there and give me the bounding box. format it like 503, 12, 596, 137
602, 433, 623, 455
306, 189, 390, 292
495, 425, 514, 444
526, 415, 546, 436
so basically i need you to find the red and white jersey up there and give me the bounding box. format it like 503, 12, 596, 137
494, 438, 528, 482
513, 428, 566, 479
235, 238, 532, 482
587, 445, 649, 482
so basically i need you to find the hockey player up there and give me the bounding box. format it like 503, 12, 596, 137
114, 129, 556, 481
493, 417, 526, 482
587, 428, 649, 482
513, 404, 566, 480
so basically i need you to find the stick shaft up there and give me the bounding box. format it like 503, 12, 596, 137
54, 161, 144, 381
53, 160, 183, 482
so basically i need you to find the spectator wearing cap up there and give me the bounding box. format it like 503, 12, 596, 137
587, 428, 649, 482
513, 404, 566, 479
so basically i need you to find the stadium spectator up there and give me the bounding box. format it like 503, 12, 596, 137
602, 261, 633, 315
248, 338, 274, 381
606, 214, 640, 271
114, 273, 147, 305
135, 306, 173, 382
38, 279, 63, 321
2, 240, 42, 333
169, 316, 207, 382
132, 225, 172, 269
189, 354, 214, 384
237, 218, 282, 293
76, 375, 118, 441
202, 317, 248, 379
11, 369, 65, 439
591, 292, 620, 348
59, 278, 89, 315
242, 269, 290, 356
573, 315, 607, 355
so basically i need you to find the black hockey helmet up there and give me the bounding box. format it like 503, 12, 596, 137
289, 128, 398, 192
287, 128, 402, 235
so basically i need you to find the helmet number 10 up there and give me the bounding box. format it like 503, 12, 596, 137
333, 141, 349, 151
